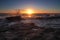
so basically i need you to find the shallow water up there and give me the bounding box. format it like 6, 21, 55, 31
21, 19, 60, 28
0, 16, 60, 40
0, 16, 60, 28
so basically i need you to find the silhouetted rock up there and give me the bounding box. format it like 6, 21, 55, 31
6, 16, 22, 22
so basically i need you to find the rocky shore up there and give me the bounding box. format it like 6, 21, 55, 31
0, 22, 60, 40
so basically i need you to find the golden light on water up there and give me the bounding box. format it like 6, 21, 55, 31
28, 15, 32, 18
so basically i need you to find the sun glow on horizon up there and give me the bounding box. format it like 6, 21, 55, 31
24, 9, 34, 18
25, 9, 34, 14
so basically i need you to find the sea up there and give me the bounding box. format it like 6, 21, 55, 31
0, 13, 60, 40
0, 13, 60, 28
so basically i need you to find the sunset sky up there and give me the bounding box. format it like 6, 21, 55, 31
0, 0, 60, 13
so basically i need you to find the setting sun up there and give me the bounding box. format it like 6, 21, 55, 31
26, 9, 34, 14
